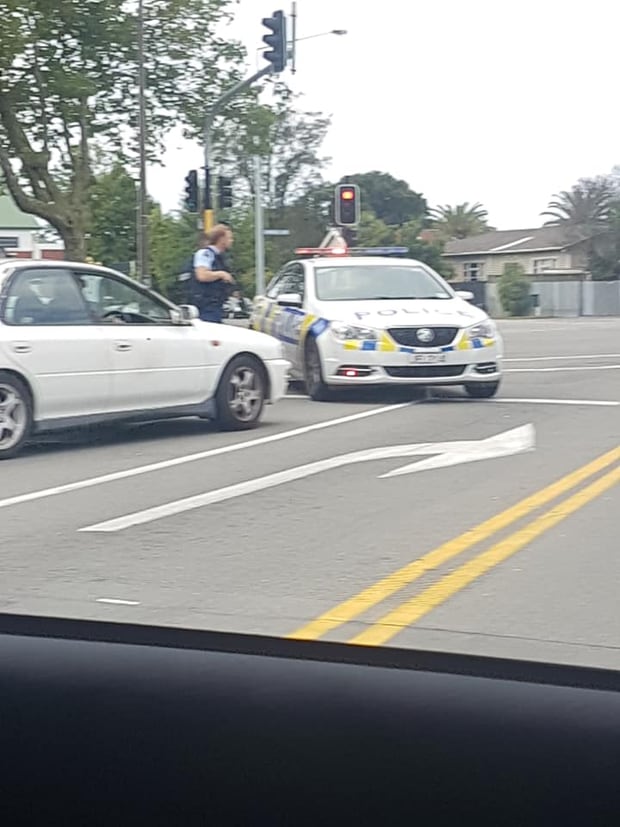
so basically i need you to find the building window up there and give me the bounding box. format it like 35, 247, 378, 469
463, 262, 483, 281
533, 258, 557, 274
0, 236, 18, 250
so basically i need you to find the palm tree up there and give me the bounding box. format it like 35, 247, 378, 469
542, 178, 612, 228
430, 202, 491, 240
542, 177, 620, 279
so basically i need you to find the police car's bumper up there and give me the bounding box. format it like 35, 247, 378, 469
264, 358, 291, 402
320, 337, 503, 386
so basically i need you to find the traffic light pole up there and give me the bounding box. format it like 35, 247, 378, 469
202, 64, 273, 234
253, 156, 265, 296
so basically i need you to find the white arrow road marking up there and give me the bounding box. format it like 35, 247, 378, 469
80, 425, 535, 533
380, 423, 535, 478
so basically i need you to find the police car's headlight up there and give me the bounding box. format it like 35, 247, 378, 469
330, 321, 378, 341
466, 319, 496, 339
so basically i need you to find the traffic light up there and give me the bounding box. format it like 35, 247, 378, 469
262, 10, 287, 73
334, 183, 360, 227
184, 169, 198, 213
218, 176, 233, 209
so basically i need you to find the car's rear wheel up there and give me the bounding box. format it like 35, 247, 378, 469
464, 380, 500, 399
214, 355, 266, 431
304, 338, 331, 401
0, 372, 33, 460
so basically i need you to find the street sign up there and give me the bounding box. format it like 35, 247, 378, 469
264, 229, 290, 236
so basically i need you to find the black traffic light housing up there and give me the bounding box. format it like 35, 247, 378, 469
262, 10, 287, 73
184, 169, 198, 213
218, 176, 233, 209
334, 183, 360, 227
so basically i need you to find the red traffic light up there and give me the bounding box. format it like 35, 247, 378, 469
334, 183, 360, 227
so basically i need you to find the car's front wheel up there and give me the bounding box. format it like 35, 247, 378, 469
304, 338, 331, 401
0, 372, 33, 460
464, 381, 500, 399
214, 355, 266, 431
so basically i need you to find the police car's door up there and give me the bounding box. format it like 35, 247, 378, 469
267, 263, 306, 374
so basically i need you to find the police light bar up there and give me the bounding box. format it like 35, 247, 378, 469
295, 246, 348, 257
349, 246, 409, 256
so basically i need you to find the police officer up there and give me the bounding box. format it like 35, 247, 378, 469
192, 224, 235, 323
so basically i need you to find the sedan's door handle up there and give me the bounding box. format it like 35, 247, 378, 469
11, 343, 31, 354
114, 342, 132, 352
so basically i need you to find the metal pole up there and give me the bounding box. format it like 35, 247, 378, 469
137, 0, 148, 281
203, 65, 273, 235
291, 2, 297, 74
254, 155, 265, 296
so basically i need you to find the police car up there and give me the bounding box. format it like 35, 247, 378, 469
250, 245, 503, 401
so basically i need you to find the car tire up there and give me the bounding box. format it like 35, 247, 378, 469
0, 371, 33, 460
464, 381, 500, 399
214, 355, 266, 431
304, 338, 332, 401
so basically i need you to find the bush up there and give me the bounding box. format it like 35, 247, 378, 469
498, 263, 532, 316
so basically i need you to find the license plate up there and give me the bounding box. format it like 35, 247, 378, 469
408, 353, 446, 364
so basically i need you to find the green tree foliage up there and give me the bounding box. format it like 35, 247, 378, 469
88, 164, 139, 266
354, 214, 451, 277
542, 175, 620, 280
342, 171, 427, 226
498, 262, 531, 316
148, 206, 197, 297
213, 83, 331, 212
542, 177, 612, 228
0, 0, 245, 259
430, 202, 492, 240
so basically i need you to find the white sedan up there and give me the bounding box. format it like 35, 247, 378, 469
0, 259, 289, 459
250, 249, 503, 400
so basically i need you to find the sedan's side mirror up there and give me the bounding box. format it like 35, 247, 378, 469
277, 292, 302, 308
455, 290, 475, 302
170, 308, 183, 325
178, 304, 200, 321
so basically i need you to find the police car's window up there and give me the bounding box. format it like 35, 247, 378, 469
278, 265, 305, 298
77, 273, 172, 323
266, 274, 285, 299
267, 265, 305, 299
314, 265, 451, 301
3, 268, 92, 325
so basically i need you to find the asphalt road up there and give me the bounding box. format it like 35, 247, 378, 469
2, 317, 620, 669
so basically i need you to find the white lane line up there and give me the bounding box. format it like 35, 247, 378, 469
505, 364, 620, 373
80, 426, 534, 533
286, 394, 309, 399
434, 397, 619, 407
495, 398, 619, 407
504, 353, 620, 363
0, 403, 410, 512
96, 598, 141, 606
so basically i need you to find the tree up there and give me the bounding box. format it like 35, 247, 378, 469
542, 176, 620, 279
148, 206, 197, 297
588, 202, 620, 280
542, 177, 613, 228
212, 83, 331, 213
430, 202, 492, 240
498, 262, 531, 316
88, 164, 139, 267
353, 214, 452, 277
341, 171, 426, 226
0, 0, 245, 259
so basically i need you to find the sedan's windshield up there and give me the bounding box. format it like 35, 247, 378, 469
314, 265, 452, 301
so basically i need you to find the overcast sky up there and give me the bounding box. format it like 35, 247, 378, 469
148, 0, 620, 229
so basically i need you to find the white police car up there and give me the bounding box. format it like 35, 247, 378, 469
250, 246, 503, 401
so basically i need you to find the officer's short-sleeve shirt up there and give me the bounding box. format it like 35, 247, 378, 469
193, 247, 216, 270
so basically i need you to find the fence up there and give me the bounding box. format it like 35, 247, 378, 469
452, 280, 620, 318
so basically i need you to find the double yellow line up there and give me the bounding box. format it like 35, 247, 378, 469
289, 444, 620, 647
